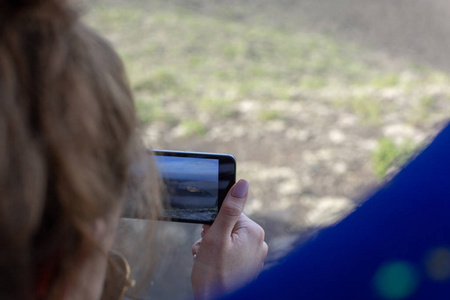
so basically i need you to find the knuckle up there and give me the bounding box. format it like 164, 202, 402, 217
257, 225, 266, 242
248, 223, 265, 243
262, 242, 269, 257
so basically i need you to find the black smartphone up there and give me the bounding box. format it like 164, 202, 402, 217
152, 150, 236, 224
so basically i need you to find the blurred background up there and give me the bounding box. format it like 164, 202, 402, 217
85, 0, 450, 298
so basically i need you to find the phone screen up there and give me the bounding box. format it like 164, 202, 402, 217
154, 155, 219, 221
152, 150, 236, 224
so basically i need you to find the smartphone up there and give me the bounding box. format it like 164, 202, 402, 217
152, 150, 236, 224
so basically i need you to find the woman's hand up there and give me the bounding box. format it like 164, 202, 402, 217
191, 179, 268, 300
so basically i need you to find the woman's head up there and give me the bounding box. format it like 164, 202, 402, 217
0, 0, 160, 298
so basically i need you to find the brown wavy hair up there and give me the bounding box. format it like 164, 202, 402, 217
0, 0, 161, 299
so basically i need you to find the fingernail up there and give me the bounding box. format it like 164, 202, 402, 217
231, 179, 249, 198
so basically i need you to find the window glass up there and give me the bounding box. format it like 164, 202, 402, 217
86, 1, 450, 298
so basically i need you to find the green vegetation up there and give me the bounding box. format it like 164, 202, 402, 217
372, 137, 417, 179
199, 97, 237, 118
135, 98, 178, 126
335, 96, 383, 125
135, 98, 158, 124
372, 73, 401, 88
409, 95, 437, 124
85, 0, 450, 142
85, 3, 450, 127
300, 76, 327, 90
134, 70, 181, 93
258, 109, 285, 122
178, 120, 207, 138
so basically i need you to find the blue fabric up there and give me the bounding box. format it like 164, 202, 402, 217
223, 122, 450, 299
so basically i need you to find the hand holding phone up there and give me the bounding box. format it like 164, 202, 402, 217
191, 179, 269, 300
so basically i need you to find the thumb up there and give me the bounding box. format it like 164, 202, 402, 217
211, 179, 249, 237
